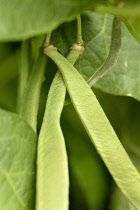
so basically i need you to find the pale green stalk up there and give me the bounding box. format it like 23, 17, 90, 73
36, 44, 84, 210
20, 47, 47, 132
76, 15, 83, 45
17, 40, 30, 113
44, 31, 52, 46
45, 46, 140, 209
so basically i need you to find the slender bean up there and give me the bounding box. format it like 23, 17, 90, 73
36, 43, 84, 210
88, 16, 121, 87
45, 45, 140, 209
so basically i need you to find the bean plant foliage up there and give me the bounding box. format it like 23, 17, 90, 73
0, 0, 140, 210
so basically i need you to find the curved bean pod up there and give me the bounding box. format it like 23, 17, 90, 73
45, 45, 140, 209
88, 16, 121, 87
36, 43, 84, 210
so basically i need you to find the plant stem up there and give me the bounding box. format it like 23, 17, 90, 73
17, 40, 30, 113
76, 15, 83, 45
20, 46, 47, 132
88, 16, 121, 87
44, 31, 52, 46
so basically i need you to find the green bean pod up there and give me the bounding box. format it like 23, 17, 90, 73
88, 16, 121, 87
36, 43, 84, 210
44, 45, 140, 209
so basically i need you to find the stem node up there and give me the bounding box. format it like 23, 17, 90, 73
70, 43, 84, 53
44, 44, 57, 55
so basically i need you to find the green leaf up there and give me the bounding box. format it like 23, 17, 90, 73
0, 108, 37, 209
90, 0, 140, 42
123, 16, 140, 43
80, 12, 140, 101
92, 0, 140, 17
0, 0, 97, 41
76, 12, 140, 100
51, 11, 140, 101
